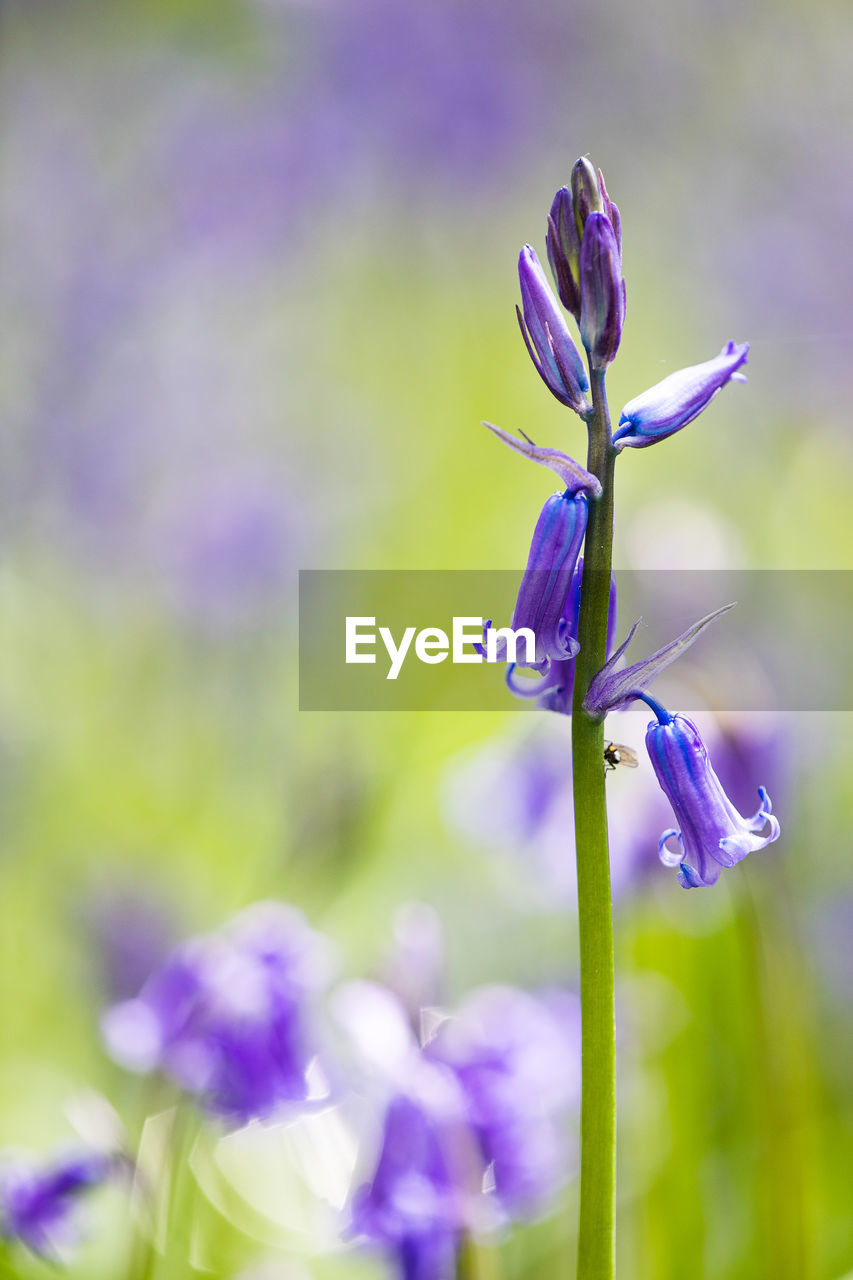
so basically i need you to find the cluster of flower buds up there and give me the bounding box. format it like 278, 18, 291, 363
519, 158, 625, 412
481, 156, 779, 889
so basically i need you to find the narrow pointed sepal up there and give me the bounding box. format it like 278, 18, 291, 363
483, 422, 602, 498
613, 341, 749, 450
582, 602, 736, 719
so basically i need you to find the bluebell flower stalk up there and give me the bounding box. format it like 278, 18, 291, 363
641, 698, 780, 888
481, 151, 767, 1280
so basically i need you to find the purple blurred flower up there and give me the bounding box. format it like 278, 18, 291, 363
101, 903, 334, 1124
644, 703, 780, 889
316, 0, 578, 189
347, 981, 580, 1275
613, 341, 749, 450
349, 1086, 470, 1280
0, 1152, 109, 1260
481, 491, 589, 670
516, 246, 590, 414
426, 986, 579, 1215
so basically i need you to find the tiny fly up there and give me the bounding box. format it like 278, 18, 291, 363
604, 741, 639, 772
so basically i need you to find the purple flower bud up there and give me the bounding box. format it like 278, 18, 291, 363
570, 157, 605, 229
545, 186, 582, 320
644, 709, 780, 889
613, 341, 749, 450
516, 246, 589, 414
483, 491, 588, 669
579, 212, 624, 370
0, 1152, 109, 1260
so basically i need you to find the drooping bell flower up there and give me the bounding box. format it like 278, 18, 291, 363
0, 1152, 110, 1260
613, 342, 749, 449
479, 426, 600, 670
516, 246, 590, 415
483, 490, 589, 670
642, 697, 780, 889
505, 559, 616, 712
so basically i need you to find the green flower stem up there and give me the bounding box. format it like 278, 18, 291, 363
457, 1235, 502, 1280
571, 368, 617, 1280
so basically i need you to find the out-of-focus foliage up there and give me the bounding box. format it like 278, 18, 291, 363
0, 0, 852, 1277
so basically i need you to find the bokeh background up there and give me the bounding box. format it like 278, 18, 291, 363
1, 0, 852, 1277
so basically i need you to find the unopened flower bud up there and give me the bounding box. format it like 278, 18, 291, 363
517, 245, 589, 414
571, 156, 605, 233
579, 213, 624, 369
545, 186, 582, 320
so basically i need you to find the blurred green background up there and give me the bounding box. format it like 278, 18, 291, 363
0, 0, 851, 1276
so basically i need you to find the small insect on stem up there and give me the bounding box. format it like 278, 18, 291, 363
603, 742, 639, 772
